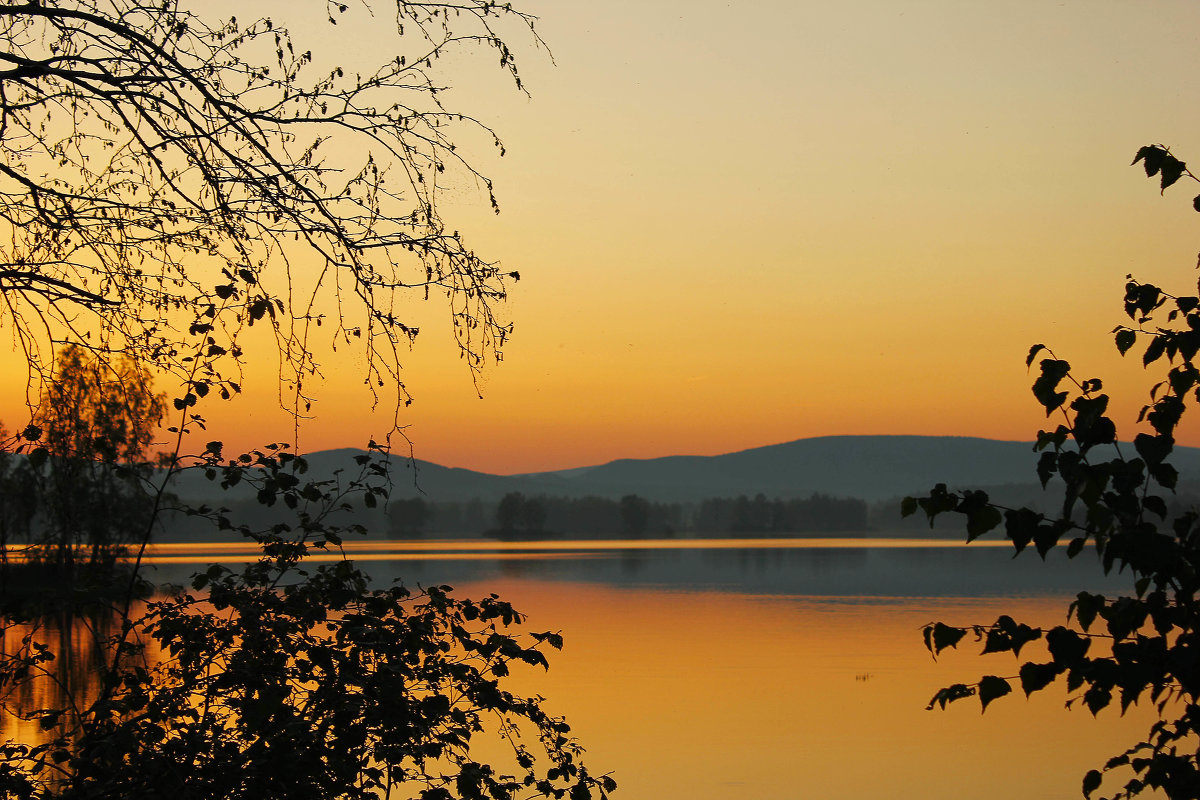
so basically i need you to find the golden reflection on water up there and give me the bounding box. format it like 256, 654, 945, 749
144, 537, 1014, 554
0, 604, 137, 754
452, 579, 1163, 800
0, 541, 1161, 799
123, 536, 1015, 565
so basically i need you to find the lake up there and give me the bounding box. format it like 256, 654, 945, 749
5, 537, 1163, 798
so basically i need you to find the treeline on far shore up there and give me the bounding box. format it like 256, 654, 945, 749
388, 491, 869, 539
164, 482, 1155, 542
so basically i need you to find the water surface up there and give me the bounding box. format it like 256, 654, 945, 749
7, 537, 1160, 799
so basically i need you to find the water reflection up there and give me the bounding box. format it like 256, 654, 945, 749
2, 539, 1156, 800
0, 602, 123, 753
142, 537, 1129, 598
460, 580, 1160, 800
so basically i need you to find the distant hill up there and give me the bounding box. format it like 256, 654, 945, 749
163, 448, 580, 506
165, 435, 1200, 506
514, 435, 1043, 503
390, 435, 1200, 504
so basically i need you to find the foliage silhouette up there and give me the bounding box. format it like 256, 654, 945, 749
15, 345, 166, 571
2, 518, 613, 800
617, 495, 650, 537
0, 448, 615, 799
0, 3, 615, 799
0, 0, 535, 418
0, 427, 36, 581
491, 492, 550, 538
905, 145, 1200, 799
1, 521, 616, 786
390, 496, 432, 537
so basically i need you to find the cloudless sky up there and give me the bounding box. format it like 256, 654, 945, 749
8, 0, 1200, 474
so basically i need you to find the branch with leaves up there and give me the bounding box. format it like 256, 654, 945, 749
0, 6, 618, 795
904, 146, 1200, 800
0, 0, 541, 422
0, 433, 617, 800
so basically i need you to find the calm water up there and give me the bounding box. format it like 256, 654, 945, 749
5, 537, 1162, 799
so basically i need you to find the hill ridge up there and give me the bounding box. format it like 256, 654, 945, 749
384, 435, 1200, 504
168, 435, 1200, 505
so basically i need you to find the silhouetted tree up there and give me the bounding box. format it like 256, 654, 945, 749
618, 494, 651, 537
694, 492, 866, 535
492, 492, 548, 536
520, 496, 547, 532
25, 345, 165, 569
0, 428, 35, 585
388, 497, 431, 537
495, 491, 526, 533
0, 0, 537, 424
909, 145, 1200, 799
0, 4, 615, 799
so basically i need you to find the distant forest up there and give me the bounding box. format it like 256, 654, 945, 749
388, 491, 869, 538
168, 481, 1200, 542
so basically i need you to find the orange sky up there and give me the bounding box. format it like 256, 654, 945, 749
6, 0, 1200, 474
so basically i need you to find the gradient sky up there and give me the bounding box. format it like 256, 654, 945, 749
8, 0, 1200, 474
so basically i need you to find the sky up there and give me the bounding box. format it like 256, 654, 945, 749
8, 0, 1200, 475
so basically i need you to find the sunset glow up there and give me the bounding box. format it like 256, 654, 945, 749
5, 0, 1200, 474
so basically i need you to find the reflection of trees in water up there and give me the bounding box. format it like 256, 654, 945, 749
0, 601, 128, 756
701, 546, 868, 578
371, 545, 875, 591
617, 548, 649, 576
498, 554, 543, 579
210, 541, 1134, 599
